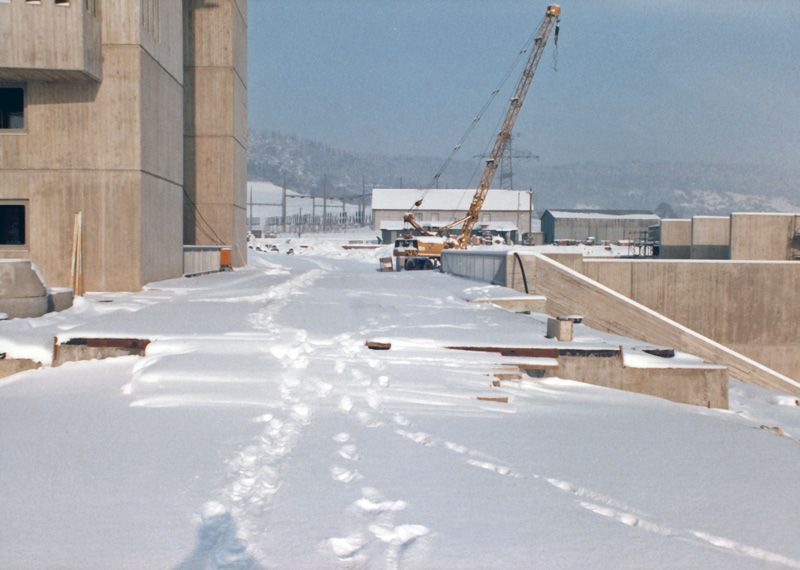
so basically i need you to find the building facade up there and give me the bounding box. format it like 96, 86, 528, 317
372, 188, 534, 234
540, 209, 660, 244
0, 0, 246, 291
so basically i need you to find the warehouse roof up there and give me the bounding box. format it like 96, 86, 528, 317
379, 220, 518, 231
372, 188, 530, 212
543, 209, 659, 221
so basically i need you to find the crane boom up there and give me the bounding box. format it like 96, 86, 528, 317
394, 5, 559, 271
455, 4, 560, 248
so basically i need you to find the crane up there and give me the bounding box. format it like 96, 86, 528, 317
395, 4, 560, 269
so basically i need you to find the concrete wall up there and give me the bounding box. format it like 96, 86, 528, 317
659, 218, 692, 259
504, 253, 800, 397
691, 216, 730, 259
441, 249, 508, 285
184, 0, 248, 267
729, 212, 797, 260
0, 0, 101, 82
578, 258, 800, 381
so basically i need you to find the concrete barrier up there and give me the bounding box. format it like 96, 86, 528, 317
0, 260, 72, 319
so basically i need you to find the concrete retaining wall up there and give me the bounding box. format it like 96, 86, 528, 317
506, 253, 800, 397
441, 249, 507, 285
579, 258, 800, 381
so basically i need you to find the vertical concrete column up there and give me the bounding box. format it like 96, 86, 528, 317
183, 0, 248, 265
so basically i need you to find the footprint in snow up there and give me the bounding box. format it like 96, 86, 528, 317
339, 444, 360, 461
330, 465, 363, 484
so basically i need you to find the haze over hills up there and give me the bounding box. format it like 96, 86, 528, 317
248, 129, 799, 218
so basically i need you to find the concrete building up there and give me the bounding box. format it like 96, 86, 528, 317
372, 188, 534, 236
540, 209, 660, 244
0, 0, 247, 292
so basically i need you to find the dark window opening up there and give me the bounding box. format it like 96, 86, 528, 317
0, 205, 26, 245
0, 88, 24, 130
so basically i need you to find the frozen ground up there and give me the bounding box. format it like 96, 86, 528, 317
1, 230, 799, 569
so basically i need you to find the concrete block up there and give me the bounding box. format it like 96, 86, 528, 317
0, 295, 49, 319
546, 318, 573, 341
0, 260, 47, 298
47, 287, 74, 312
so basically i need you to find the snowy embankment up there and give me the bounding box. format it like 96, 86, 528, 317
1, 231, 799, 570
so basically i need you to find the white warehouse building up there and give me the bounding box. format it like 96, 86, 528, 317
372, 188, 534, 235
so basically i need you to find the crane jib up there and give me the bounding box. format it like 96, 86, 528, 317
455, 5, 560, 249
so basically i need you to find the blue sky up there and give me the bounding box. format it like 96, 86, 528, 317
248, 1, 800, 167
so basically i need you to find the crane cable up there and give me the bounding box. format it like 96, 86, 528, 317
552, 16, 560, 71
409, 15, 548, 214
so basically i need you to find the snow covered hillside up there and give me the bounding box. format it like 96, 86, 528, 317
1, 232, 799, 569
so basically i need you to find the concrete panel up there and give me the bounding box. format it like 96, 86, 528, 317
660, 245, 691, 259
186, 66, 236, 137
139, 0, 184, 84
617, 367, 728, 409
0, 260, 46, 297
691, 245, 730, 260
730, 212, 795, 260
583, 259, 632, 298
692, 216, 730, 245
541, 253, 583, 273
188, 135, 237, 204
233, 71, 248, 147
140, 49, 184, 184
691, 216, 730, 259
660, 219, 692, 246
185, 0, 240, 68
140, 174, 184, 285
0, 0, 101, 82
102, 0, 141, 45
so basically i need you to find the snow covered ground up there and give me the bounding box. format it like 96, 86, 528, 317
1, 230, 799, 569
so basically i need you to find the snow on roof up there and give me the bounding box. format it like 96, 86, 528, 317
545, 209, 660, 221
379, 220, 519, 232
476, 221, 518, 231
372, 188, 531, 212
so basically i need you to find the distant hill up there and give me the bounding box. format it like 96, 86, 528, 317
248, 129, 799, 217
